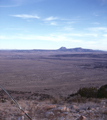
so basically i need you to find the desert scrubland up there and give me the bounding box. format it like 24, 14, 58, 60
0, 50, 107, 120
0, 50, 107, 96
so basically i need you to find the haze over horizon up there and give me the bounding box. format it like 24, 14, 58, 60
0, 0, 107, 50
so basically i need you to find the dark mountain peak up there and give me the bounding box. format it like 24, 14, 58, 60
58, 47, 103, 52
73, 47, 82, 49
58, 47, 84, 51
72, 47, 82, 51
59, 47, 67, 51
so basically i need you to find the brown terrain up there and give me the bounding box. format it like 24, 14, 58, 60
0, 49, 107, 120
0, 50, 107, 96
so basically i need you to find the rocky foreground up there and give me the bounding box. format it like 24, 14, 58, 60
0, 97, 107, 120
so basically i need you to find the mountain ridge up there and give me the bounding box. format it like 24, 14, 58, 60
0, 47, 105, 52
58, 47, 103, 52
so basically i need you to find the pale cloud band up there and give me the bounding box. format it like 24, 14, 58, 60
10, 14, 40, 19
0, 34, 107, 50
87, 27, 107, 32
44, 16, 59, 21
0, 35, 67, 42
0, 32, 102, 42
65, 33, 98, 37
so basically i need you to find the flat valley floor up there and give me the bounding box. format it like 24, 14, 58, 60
0, 50, 107, 97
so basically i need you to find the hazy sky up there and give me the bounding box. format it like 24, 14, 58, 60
0, 0, 107, 50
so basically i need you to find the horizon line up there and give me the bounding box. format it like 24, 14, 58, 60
0, 47, 106, 51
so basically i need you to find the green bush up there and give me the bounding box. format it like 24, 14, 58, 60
68, 84, 107, 101
97, 84, 107, 98
77, 87, 98, 98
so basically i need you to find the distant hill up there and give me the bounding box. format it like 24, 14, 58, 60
0, 47, 105, 52
58, 47, 103, 52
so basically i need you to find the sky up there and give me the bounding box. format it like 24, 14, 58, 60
0, 0, 107, 50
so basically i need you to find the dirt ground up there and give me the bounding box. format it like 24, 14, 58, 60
0, 50, 107, 97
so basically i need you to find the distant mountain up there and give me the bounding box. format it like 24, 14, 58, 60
0, 47, 105, 52
58, 47, 103, 52
58, 47, 67, 51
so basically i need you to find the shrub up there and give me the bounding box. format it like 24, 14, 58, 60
97, 84, 107, 98
68, 84, 107, 100
68, 95, 87, 103
77, 87, 98, 98
50, 97, 60, 104
0, 97, 6, 103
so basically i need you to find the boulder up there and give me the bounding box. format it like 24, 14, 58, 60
57, 106, 70, 112
45, 111, 54, 117
76, 115, 86, 120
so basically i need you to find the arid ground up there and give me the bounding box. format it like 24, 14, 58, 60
0, 50, 107, 97
0, 50, 107, 120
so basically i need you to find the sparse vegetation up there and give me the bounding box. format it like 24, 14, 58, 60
97, 84, 107, 98
68, 84, 107, 99
67, 85, 107, 102
0, 50, 107, 97
0, 97, 107, 120
0, 85, 107, 119
0, 50, 107, 119
77, 87, 98, 98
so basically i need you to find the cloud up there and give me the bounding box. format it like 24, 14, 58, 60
1, 34, 107, 50
44, 16, 58, 21
10, 14, 40, 19
0, 33, 98, 43
87, 27, 107, 32
0, 36, 8, 39
64, 33, 98, 37
5, 27, 23, 30
60, 17, 86, 21
18, 35, 67, 41
0, 34, 74, 42
43, 16, 59, 26
50, 22, 57, 25
0, 35, 18, 40
63, 26, 74, 31
103, 34, 107, 37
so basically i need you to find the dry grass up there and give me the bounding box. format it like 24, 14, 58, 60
0, 97, 107, 120
0, 50, 107, 119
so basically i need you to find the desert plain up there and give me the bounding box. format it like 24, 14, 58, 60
0, 50, 107, 97
0, 50, 107, 120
